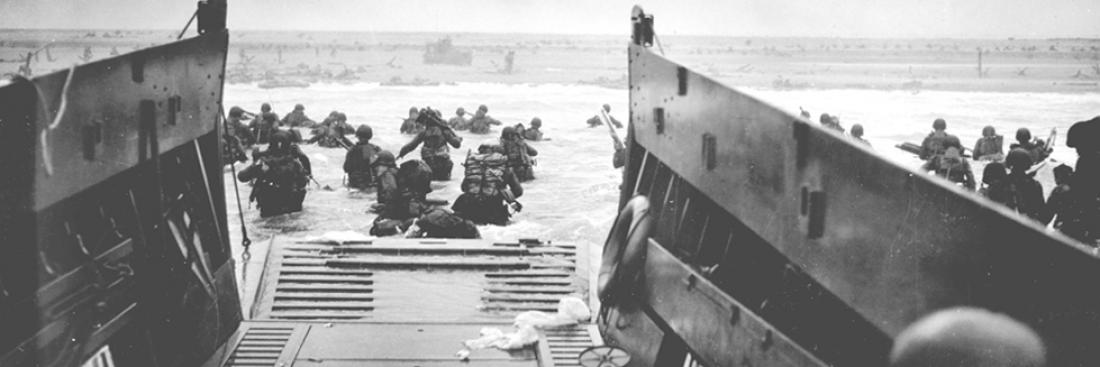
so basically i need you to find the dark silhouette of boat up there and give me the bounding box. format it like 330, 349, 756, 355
423, 37, 472, 66
0, 1, 239, 366
596, 6, 1100, 366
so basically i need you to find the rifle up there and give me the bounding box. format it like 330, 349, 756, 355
416, 107, 457, 134
598, 108, 627, 168
1025, 127, 1057, 176
334, 136, 352, 151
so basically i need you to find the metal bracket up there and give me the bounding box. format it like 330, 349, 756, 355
654, 107, 665, 134
702, 133, 716, 171
804, 189, 826, 239
83, 121, 102, 160
167, 95, 181, 125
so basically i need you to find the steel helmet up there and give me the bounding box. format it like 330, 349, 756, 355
355, 125, 373, 140
1005, 148, 1033, 170
1066, 116, 1099, 150
890, 307, 1044, 367
982, 162, 1007, 184
269, 130, 292, 149
373, 150, 396, 167
932, 118, 946, 131
1016, 128, 1031, 143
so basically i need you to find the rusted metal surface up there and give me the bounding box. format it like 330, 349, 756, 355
604, 6, 1100, 366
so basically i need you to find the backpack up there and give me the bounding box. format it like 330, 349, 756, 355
416, 209, 480, 239
397, 160, 433, 196
502, 140, 530, 166
462, 152, 508, 198
261, 153, 307, 190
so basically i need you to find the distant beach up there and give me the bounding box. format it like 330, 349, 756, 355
2, 29, 1099, 93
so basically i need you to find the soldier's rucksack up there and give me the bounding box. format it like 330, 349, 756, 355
261, 153, 307, 190
462, 152, 508, 198
416, 208, 480, 239
502, 140, 531, 166
396, 160, 433, 196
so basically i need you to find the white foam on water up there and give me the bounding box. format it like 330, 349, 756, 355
224, 82, 1099, 306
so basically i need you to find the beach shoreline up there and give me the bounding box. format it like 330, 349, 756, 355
3, 29, 1098, 94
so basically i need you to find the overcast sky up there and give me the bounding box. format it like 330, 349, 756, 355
2, 0, 1098, 39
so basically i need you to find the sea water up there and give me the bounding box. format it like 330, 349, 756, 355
223, 82, 1100, 310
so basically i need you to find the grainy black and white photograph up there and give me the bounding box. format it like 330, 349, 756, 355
1, 0, 1098, 366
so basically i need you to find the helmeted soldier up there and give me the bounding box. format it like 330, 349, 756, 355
400, 106, 424, 135
398, 108, 463, 180
468, 104, 502, 134
237, 131, 312, 217
343, 125, 381, 190
500, 127, 538, 182
453, 144, 524, 225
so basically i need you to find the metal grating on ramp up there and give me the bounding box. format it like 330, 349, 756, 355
224, 326, 297, 367
267, 243, 376, 320
483, 242, 579, 312
538, 325, 601, 367
253, 237, 585, 321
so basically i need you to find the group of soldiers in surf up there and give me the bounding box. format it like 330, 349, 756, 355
804, 109, 1099, 245
909, 116, 1098, 245
221, 102, 548, 239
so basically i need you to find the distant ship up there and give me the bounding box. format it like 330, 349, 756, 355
4, 2, 1100, 367
423, 37, 473, 66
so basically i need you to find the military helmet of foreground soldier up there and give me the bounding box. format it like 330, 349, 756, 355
932, 118, 946, 131
356, 125, 373, 140
1016, 128, 1032, 143
1006, 148, 1033, 170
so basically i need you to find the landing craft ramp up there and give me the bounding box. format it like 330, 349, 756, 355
598, 6, 1100, 367
207, 237, 600, 367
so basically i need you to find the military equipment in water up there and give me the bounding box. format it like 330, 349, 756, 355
423, 37, 473, 66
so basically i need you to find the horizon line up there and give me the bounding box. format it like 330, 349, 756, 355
1, 28, 1098, 41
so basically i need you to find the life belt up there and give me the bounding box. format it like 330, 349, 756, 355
598, 195, 653, 303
